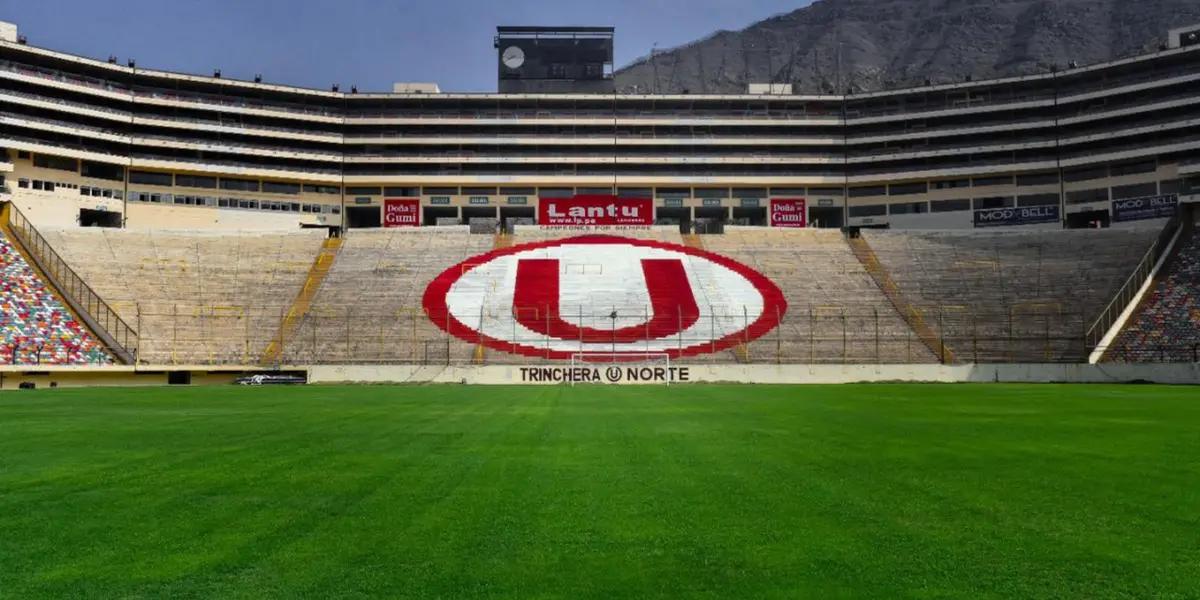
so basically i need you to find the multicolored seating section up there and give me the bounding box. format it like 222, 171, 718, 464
0, 232, 111, 365
1109, 227, 1200, 362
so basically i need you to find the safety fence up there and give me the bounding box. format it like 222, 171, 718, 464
107, 304, 1121, 366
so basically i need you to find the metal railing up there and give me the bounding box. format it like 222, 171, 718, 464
2, 341, 112, 366
118, 304, 1104, 367
5, 205, 138, 363
1085, 212, 1183, 351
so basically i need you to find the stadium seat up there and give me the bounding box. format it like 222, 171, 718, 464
704, 228, 936, 364
1109, 226, 1200, 362
41, 228, 327, 365
282, 228, 495, 364
862, 228, 1161, 362
0, 231, 112, 365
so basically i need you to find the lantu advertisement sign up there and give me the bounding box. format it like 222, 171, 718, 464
538, 195, 654, 226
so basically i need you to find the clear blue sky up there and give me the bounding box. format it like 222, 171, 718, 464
0, 0, 811, 92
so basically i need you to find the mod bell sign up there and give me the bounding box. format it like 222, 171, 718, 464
383, 198, 419, 227
538, 195, 653, 226
422, 236, 787, 360
1111, 194, 1178, 222
770, 198, 807, 228
973, 205, 1059, 228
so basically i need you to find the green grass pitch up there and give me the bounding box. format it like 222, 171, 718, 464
2, 384, 1198, 598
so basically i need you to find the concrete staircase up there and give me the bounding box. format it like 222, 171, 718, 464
261, 236, 343, 366
684, 233, 750, 362
473, 232, 515, 364
493, 232, 514, 250
848, 235, 952, 363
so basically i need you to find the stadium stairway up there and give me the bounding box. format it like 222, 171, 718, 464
848, 235, 953, 363
700, 228, 935, 364
473, 232, 516, 364
261, 236, 343, 366
685, 233, 751, 362
280, 229, 496, 365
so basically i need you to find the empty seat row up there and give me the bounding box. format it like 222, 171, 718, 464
863, 228, 1160, 362
42, 228, 326, 364
282, 228, 494, 364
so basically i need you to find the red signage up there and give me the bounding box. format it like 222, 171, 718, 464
770, 198, 807, 228
384, 198, 419, 227
538, 195, 653, 226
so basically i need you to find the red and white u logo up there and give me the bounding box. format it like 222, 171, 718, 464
512, 257, 700, 343
423, 235, 787, 360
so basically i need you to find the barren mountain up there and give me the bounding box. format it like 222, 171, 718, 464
614, 0, 1200, 94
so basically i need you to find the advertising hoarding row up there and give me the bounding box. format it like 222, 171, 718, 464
387, 196, 816, 227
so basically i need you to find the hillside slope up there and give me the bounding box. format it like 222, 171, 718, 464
614, 0, 1200, 94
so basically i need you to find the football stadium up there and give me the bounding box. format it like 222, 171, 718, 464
1, 12, 1199, 597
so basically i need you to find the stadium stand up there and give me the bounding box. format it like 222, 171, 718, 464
703, 228, 936, 363
861, 228, 1161, 362
0, 230, 111, 365
13, 220, 1182, 367
279, 227, 936, 365
40, 228, 326, 364
1108, 218, 1200, 362
281, 228, 496, 364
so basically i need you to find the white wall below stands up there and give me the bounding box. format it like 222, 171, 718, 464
9, 189, 332, 231
307, 363, 1200, 385
2, 363, 1194, 389
13, 193, 123, 228
125, 204, 309, 231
